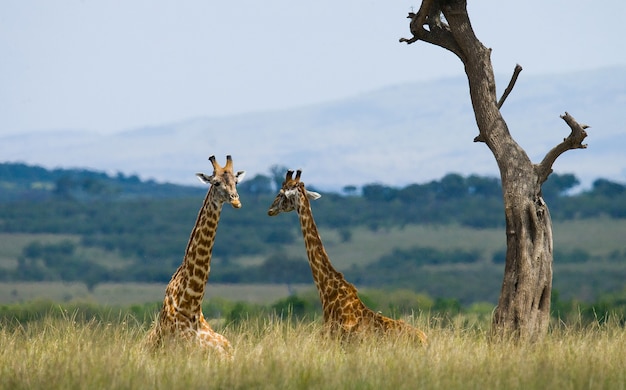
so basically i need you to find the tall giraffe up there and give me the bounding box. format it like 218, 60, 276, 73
267, 170, 427, 344
146, 155, 245, 358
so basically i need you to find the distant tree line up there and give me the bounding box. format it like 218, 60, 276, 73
0, 162, 205, 202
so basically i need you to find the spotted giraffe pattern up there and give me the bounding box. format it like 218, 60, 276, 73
145, 155, 245, 358
268, 170, 427, 344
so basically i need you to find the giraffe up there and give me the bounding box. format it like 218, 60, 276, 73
267, 169, 428, 344
145, 155, 245, 358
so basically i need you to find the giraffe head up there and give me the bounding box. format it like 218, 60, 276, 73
267, 169, 321, 216
196, 155, 246, 208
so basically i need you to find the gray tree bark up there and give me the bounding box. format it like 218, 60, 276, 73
400, 0, 589, 341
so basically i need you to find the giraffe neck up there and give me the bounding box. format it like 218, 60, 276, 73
295, 190, 347, 307
168, 187, 222, 317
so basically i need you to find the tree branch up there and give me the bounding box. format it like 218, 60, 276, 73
535, 112, 589, 184
497, 64, 523, 109
399, 0, 434, 44
399, 0, 465, 60
474, 65, 522, 143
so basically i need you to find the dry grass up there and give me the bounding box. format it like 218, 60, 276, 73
0, 313, 624, 390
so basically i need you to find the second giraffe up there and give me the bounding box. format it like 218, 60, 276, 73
267, 169, 428, 344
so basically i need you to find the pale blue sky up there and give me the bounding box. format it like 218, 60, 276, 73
2, 0, 625, 136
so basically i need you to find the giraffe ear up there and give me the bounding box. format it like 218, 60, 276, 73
235, 170, 246, 183
196, 173, 214, 184
306, 190, 321, 201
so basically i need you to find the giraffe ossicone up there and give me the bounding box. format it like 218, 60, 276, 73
267, 169, 428, 344
145, 155, 245, 358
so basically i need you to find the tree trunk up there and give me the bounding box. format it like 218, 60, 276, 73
400, 0, 588, 341
495, 170, 553, 341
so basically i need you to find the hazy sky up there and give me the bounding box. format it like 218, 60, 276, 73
2, 1, 625, 136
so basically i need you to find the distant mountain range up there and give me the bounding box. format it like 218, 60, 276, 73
3, 66, 625, 191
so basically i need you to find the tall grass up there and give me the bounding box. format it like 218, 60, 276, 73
0, 312, 624, 389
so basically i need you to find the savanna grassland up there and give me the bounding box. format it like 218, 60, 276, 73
2, 165, 625, 388
1, 313, 624, 390
2, 218, 625, 307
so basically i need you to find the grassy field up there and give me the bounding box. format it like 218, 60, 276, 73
1, 218, 624, 306
0, 282, 315, 306
4, 219, 623, 271
232, 218, 626, 269
0, 314, 624, 389
0, 233, 79, 269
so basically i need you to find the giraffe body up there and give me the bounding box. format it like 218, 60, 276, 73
268, 170, 427, 344
146, 155, 245, 358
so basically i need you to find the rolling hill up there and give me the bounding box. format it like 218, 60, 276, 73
2, 66, 625, 191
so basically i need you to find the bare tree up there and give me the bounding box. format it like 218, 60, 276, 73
400, 0, 589, 341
